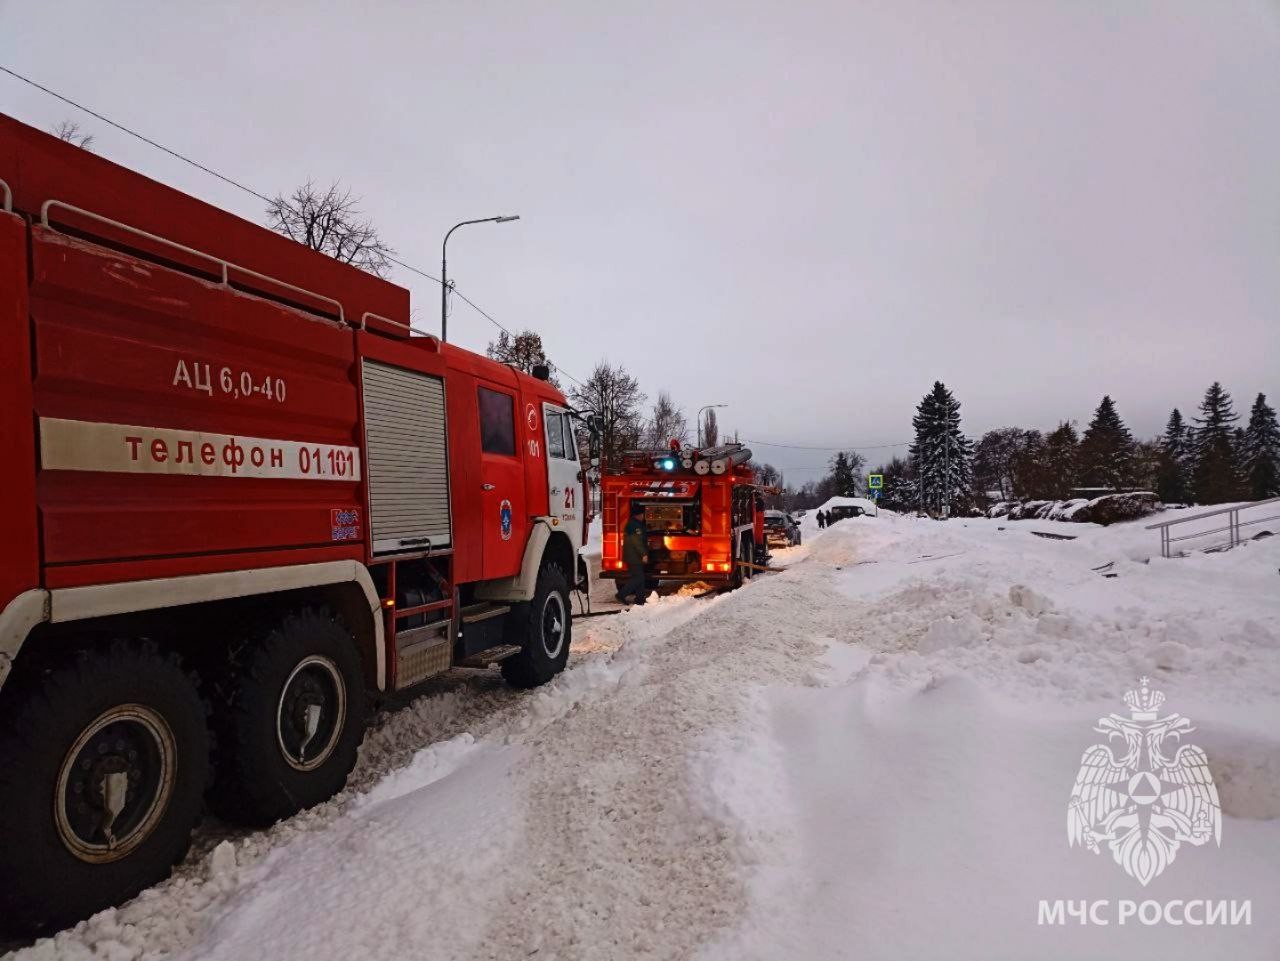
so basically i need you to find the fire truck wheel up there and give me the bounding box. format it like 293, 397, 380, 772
501, 563, 572, 689
733, 538, 753, 588
208, 607, 365, 826
0, 643, 209, 935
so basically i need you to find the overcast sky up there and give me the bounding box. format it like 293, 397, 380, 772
3, 1, 1277, 480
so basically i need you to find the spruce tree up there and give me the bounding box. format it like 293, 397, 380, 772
1191, 382, 1242, 504
908, 381, 974, 516
1241, 393, 1280, 499
1078, 396, 1136, 492
1155, 408, 1192, 504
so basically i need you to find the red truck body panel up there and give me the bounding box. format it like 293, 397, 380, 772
0, 209, 39, 603
32, 226, 362, 580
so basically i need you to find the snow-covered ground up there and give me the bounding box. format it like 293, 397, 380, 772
10, 513, 1279, 961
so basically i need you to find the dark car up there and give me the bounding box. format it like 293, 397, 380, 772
827, 504, 866, 522
763, 509, 802, 548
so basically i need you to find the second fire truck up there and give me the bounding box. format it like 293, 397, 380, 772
600, 443, 768, 590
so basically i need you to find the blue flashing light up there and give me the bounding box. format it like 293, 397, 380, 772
660, 458, 676, 471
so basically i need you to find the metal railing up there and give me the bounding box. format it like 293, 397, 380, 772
40, 198, 347, 325
1146, 497, 1280, 558
359, 312, 440, 341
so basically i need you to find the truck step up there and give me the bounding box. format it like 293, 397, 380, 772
394, 621, 450, 653
457, 644, 522, 668
395, 636, 452, 689
460, 603, 511, 624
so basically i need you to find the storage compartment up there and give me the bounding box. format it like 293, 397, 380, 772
361, 360, 452, 554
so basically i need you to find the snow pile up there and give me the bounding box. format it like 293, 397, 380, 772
699, 516, 1280, 961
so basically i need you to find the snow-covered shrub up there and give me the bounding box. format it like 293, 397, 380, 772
1045, 498, 1089, 520
1007, 500, 1051, 520
1071, 491, 1163, 525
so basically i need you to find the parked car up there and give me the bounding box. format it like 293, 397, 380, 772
764, 509, 802, 547
827, 504, 866, 522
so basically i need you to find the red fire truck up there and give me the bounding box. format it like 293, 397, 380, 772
600, 443, 766, 590
0, 114, 595, 931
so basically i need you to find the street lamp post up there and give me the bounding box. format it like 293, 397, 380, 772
696, 404, 727, 448
441, 215, 520, 342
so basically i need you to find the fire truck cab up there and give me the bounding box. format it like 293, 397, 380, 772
0, 114, 594, 931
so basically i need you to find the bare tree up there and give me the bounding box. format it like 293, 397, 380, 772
973, 427, 1032, 501
641, 391, 689, 449
567, 361, 645, 467
52, 120, 94, 150
486, 329, 560, 386
752, 462, 786, 508
701, 407, 719, 448
266, 180, 394, 277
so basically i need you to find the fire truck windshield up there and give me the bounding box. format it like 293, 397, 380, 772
643, 501, 701, 534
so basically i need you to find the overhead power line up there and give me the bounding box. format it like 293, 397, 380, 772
745, 438, 912, 451
0, 63, 593, 388
0, 64, 275, 205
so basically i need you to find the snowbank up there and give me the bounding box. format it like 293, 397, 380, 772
699, 516, 1280, 961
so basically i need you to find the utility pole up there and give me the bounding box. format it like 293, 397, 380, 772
943, 421, 950, 519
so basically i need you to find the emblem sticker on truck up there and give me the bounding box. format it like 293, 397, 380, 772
331, 508, 362, 542
500, 498, 513, 540
39, 418, 362, 482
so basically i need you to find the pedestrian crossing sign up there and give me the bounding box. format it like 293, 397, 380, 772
868, 474, 883, 490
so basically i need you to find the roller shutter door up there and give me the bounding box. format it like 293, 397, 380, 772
361, 360, 452, 554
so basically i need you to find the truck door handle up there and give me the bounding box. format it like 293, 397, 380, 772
482, 483, 495, 491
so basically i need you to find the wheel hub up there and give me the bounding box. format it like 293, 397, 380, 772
55, 705, 175, 863
541, 594, 566, 659
276, 656, 346, 772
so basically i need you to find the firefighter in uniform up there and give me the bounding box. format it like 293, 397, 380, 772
616, 502, 650, 605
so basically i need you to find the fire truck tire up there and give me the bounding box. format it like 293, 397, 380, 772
0, 642, 209, 935
208, 607, 365, 827
732, 538, 753, 588
501, 563, 572, 689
